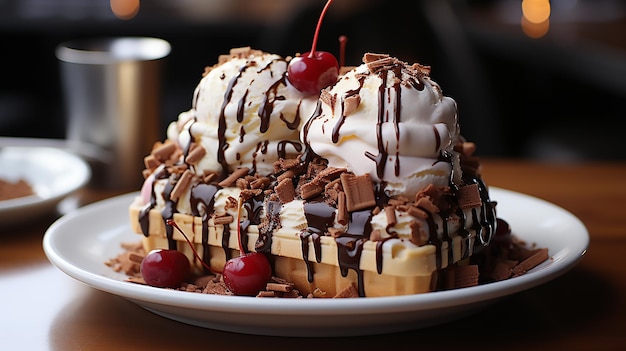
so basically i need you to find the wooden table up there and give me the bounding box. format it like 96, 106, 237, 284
1, 159, 625, 350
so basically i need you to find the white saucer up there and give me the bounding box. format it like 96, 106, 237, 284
0, 146, 90, 225
43, 188, 588, 337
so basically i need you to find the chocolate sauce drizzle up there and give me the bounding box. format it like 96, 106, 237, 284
190, 183, 221, 269
214, 58, 299, 176
139, 167, 178, 249
239, 193, 265, 254
257, 200, 281, 254
300, 202, 336, 283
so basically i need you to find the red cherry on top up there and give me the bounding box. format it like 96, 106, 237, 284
141, 249, 190, 288
222, 252, 272, 296
288, 52, 339, 95
287, 0, 339, 94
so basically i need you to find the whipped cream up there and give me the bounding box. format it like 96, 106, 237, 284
302, 54, 460, 199
167, 48, 317, 177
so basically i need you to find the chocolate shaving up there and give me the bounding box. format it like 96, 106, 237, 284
454, 265, 480, 289
337, 191, 348, 225
185, 145, 206, 164
317, 167, 347, 181
490, 259, 518, 281
152, 141, 178, 162
415, 196, 438, 214
275, 178, 296, 203
203, 278, 234, 295
274, 157, 301, 172
213, 215, 234, 225
170, 170, 193, 201
239, 188, 262, 201
277, 169, 297, 182
340, 173, 376, 212
333, 283, 359, 298
300, 181, 324, 200
409, 220, 428, 246
250, 177, 270, 189
512, 248, 549, 277
320, 90, 336, 107
266, 282, 294, 293
343, 94, 361, 116
457, 183, 482, 209
218, 167, 249, 187
143, 155, 159, 170
384, 205, 397, 227
407, 205, 428, 220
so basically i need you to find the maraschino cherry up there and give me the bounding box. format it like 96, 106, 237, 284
141, 249, 190, 288
141, 219, 215, 288
222, 198, 272, 296
287, 0, 339, 95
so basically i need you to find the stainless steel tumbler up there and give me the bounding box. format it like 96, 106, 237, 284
57, 37, 171, 190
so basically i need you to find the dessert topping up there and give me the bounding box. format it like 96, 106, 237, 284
287, 0, 339, 94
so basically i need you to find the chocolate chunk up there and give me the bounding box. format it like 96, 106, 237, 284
457, 183, 482, 209
320, 89, 336, 107
415, 196, 438, 214
213, 215, 234, 225
152, 141, 178, 162
143, 155, 160, 170
409, 220, 427, 246
218, 167, 249, 187
300, 181, 324, 200
340, 173, 376, 212
170, 170, 193, 201
276, 178, 296, 203
454, 265, 479, 289
512, 248, 549, 277
384, 205, 397, 227
343, 94, 361, 116
185, 145, 206, 164
333, 283, 359, 298
407, 205, 428, 220
337, 191, 348, 225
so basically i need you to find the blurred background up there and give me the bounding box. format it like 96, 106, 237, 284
1, 0, 625, 161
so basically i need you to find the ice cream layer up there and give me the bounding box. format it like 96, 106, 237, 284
302, 53, 459, 199
140, 47, 318, 216
166, 47, 317, 178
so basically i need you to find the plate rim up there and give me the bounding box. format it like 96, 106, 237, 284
0, 146, 91, 211
42, 187, 589, 327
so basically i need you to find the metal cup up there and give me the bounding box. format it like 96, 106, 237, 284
56, 37, 171, 191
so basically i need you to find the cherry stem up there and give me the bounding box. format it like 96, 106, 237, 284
338, 35, 347, 69
236, 197, 245, 255
309, 0, 334, 58
166, 218, 217, 274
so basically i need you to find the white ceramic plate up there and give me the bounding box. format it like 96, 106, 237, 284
43, 188, 588, 337
0, 146, 90, 225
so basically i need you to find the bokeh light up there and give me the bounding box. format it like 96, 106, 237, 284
110, 0, 140, 20
521, 0, 551, 38
522, 0, 551, 23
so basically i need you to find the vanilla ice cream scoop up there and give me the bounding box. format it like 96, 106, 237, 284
302, 53, 460, 199
168, 47, 317, 177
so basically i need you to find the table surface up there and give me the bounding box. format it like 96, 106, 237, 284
1, 159, 625, 350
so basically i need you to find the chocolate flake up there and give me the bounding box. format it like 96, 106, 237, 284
170, 170, 193, 201
340, 173, 376, 212
185, 145, 206, 164
454, 265, 480, 289
457, 183, 482, 209
276, 178, 296, 203
218, 167, 249, 187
